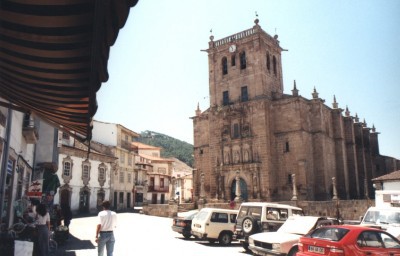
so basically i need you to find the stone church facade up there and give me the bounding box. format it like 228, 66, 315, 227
192, 19, 399, 204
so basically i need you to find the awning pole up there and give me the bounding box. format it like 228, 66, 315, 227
0, 107, 13, 226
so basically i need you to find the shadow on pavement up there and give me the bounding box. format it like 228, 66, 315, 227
55, 234, 95, 256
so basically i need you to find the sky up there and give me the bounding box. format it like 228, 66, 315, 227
94, 0, 400, 160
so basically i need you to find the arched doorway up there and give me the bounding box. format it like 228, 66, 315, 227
231, 178, 248, 201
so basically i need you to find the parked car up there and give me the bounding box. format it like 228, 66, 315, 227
234, 202, 304, 251
248, 215, 339, 256
171, 210, 199, 239
297, 225, 400, 255
360, 206, 400, 239
191, 207, 238, 245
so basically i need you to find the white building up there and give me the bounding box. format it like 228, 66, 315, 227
54, 132, 116, 214
0, 105, 36, 226
171, 157, 193, 204
92, 120, 139, 210
132, 142, 173, 204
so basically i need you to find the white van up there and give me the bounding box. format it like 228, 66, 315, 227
234, 202, 304, 251
360, 206, 400, 239
191, 207, 238, 245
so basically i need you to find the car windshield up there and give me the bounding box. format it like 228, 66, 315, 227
363, 210, 400, 225
308, 227, 349, 241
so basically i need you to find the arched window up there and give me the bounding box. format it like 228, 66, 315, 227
266, 53, 270, 71
240, 51, 246, 69
273, 55, 277, 76
222, 57, 228, 75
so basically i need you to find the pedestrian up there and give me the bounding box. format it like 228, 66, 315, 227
36, 203, 50, 256
95, 200, 117, 256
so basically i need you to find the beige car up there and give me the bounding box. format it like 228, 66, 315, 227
191, 208, 238, 245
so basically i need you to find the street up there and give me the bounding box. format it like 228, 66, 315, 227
57, 212, 250, 256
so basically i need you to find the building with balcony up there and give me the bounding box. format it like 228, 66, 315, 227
131, 142, 174, 205
92, 120, 140, 211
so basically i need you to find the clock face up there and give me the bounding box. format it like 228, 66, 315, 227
229, 44, 236, 53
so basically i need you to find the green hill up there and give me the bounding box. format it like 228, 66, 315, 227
136, 131, 194, 167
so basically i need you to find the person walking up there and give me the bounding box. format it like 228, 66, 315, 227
36, 203, 50, 256
95, 200, 117, 256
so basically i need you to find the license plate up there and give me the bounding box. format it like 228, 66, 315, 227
308, 245, 325, 254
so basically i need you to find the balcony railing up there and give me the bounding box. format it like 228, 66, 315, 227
148, 185, 169, 192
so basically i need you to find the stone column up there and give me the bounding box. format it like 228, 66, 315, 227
169, 177, 176, 204
199, 172, 206, 204
234, 170, 242, 203
291, 174, 298, 201
332, 177, 338, 200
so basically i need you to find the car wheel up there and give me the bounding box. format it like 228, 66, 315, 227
183, 233, 191, 239
218, 232, 232, 246
287, 246, 298, 256
242, 216, 257, 235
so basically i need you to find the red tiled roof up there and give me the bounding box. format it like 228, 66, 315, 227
372, 170, 400, 181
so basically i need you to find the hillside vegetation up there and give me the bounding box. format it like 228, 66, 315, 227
136, 131, 194, 167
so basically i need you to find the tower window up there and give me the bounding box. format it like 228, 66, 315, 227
222, 57, 228, 75
223, 91, 229, 106
241, 86, 248, 102
273, 56, 277, 76
233, 123, 240, 139
231, 55, 236, 66
285, 141, 290, 152
288, 174, 292, 184
266, 53, 270, 71
240, 51, 246, 69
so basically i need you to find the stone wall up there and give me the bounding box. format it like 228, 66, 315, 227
142, 199, 373, 221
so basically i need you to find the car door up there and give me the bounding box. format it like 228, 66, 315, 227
356, 230, 400, 255
208, 212, 229, 239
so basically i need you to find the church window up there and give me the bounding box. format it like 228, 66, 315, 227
240, 51, 246, 69
231, 55, 236, 66
223, 91, 230, 106
222, 57, 228, 75
241, 86, 248, 102
233, 123, 240, 139
273, 56, 277, 76
266, 53, 270, 71
285, 141, 290, 152
287, 174, 292, 184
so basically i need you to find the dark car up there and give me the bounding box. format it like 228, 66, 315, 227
171, 210, 199, 239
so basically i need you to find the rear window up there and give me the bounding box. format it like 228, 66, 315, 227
308, 227, 349, 241
194, 210, 209, 221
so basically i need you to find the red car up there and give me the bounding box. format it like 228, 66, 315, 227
297, 225, 400, 255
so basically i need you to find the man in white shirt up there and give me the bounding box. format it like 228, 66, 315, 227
95, 200, 117, 256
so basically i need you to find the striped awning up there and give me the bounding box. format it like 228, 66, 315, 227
0, 0, 138, 141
